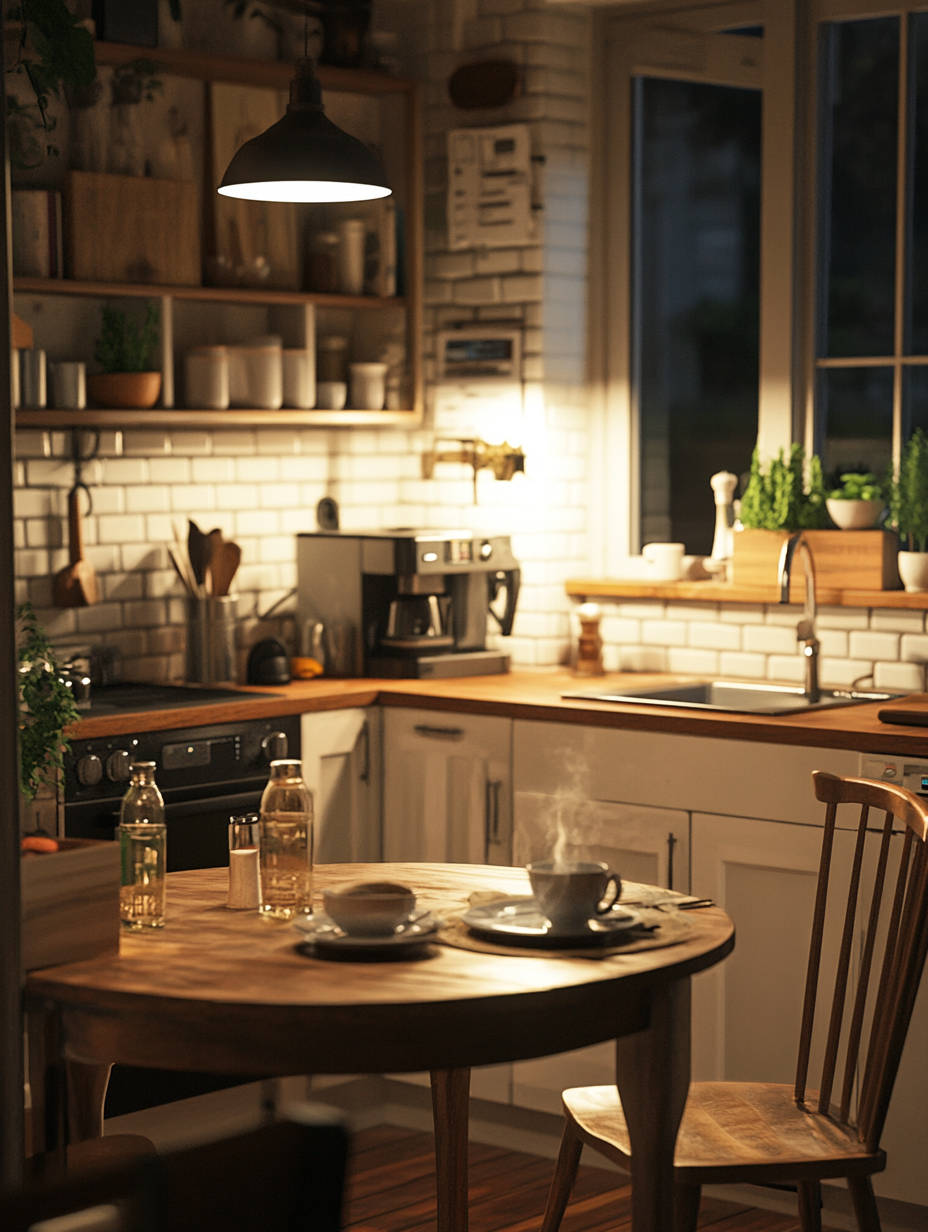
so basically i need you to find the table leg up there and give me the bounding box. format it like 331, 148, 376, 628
614, 979, 691, 1232
67, 1059, 112, 1142
430, 1067, 471, 1232
25, 999, 67, 1175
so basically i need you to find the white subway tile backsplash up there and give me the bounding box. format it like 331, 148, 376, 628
104, 573, 144, 601
123, 432, 170, 456
74, 603, 123, 633
667, 648, 719, 675
236, 457, 279, 482
125, 486, 169, 514
211, 431, 258, 455
816, 605, 870, 630
102, 458, 148, 485
170, 485, 216, 512
766, 655, 806, 684
744, 625, 800, 656
641, 619, 687, 647
870, 608, 926, 633
15, 430, 50, 459
124, 600, 168, 628
170, 432, 212, 456
192, 457, 236, 484
687, 621, 740, 651
719, 651, 767, 679
616, 602, 665, 621
874, 661, 926, 692
764, 605, 805, 627
849, 630, 900, 661
900, 633, 928, 661
820, 658, 875, 688
98, 514, 147, 543
718, 604, 765, 624
618, 646, 667, 672
15, 549, 50, 577
818, 629, 849, 658
256, 431, 301, 456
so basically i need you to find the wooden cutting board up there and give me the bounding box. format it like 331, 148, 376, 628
64, 170, 199, 285
878, 694, 928, 726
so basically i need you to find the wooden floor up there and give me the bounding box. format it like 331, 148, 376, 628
344, 1126, 805, 1232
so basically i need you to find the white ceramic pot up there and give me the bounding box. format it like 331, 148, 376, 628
826, 498, 885, 530
898, 551, 928, 593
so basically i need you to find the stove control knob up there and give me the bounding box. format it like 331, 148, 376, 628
105, 750, 132, 782
262, 731, 288, 762
76, 754, 103, 787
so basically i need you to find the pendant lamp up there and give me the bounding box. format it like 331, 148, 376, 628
218, 58, 392, 204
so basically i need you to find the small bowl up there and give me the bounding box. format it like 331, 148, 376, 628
826, 498, 885, 530
322, 881, 416, 937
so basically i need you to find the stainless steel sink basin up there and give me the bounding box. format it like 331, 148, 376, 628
563, 680, 902, 716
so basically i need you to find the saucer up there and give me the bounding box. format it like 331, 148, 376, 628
461, 897, 644, 947
293, 910, 440, 954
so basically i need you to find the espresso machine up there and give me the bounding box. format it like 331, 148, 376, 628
296, 529, 520, 678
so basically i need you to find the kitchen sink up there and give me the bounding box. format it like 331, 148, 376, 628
563, 680, 903, 715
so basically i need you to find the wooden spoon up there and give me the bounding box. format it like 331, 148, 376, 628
187, 519, 211, 592
54, 487, 99, 608
211, 539, 242, 597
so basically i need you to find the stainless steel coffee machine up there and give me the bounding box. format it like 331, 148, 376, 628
296, 529, 520, 678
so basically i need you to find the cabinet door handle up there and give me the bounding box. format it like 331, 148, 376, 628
667, 831, 677, 890
485, 779, 502, 845
359, 721, 370, 783
413, 724, 464, 741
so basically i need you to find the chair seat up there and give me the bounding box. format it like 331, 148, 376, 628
562, 1083, 885, 1183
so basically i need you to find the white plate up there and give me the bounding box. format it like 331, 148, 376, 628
462, 897, 644, 947
293, 910, 440, 951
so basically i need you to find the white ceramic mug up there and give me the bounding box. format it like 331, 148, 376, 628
350, 361, 387, 410
642, 542, 685, 582
316, 380, 347, 411
283, 349, 315, 409
20, 348, 46, 408
49, 361, 87, 410
527, 861, 621, 933
185, 346, 229, 410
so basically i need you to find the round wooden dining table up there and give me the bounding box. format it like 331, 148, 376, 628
26, 862, 734, 1232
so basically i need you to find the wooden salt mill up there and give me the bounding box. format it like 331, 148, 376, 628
575, 602, 605, 676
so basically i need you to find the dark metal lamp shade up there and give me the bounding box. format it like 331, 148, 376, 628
218, 61, 392, 204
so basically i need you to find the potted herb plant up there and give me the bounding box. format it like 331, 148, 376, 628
733, 445, 898, 591
87, 302, 162, 409
825, 472, 886, 530
890, 428, 928, 592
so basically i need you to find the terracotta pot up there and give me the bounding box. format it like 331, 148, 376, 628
898, 550, 928, 593
86, 371, 161, 409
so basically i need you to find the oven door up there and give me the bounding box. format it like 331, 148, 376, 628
65, 781, 266, 872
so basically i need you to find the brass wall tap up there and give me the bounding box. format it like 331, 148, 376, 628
421, 438, 526, 502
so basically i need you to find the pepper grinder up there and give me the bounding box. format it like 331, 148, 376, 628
574, 602, 605, 676
709, 471, 739, 575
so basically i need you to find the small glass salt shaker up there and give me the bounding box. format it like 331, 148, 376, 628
228, 813, 261, 910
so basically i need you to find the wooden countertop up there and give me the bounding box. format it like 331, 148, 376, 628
68, 670, 928, 756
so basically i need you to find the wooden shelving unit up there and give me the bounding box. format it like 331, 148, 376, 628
14, 41, 424, 430
565, 578, 928, 610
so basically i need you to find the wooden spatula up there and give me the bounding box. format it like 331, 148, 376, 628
54, 486, 99, 607
211, 538, 242, 597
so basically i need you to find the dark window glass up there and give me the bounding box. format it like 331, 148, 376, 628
822, 17, 899, 358
821, 367, 894, 482
905, 367, 928, 437
636, 78, 761, 555
908, 14, 928, 352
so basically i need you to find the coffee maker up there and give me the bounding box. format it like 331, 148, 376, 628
296, 529, 520, 678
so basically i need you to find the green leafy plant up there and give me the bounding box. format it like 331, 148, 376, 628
828, 472, 885, 502
95, 303, 160, 374
110, 59, 164, 106
4, 0, 96, 166
739, 446, 830, 531
891, 428, 928, 552
17, 603, 79, 803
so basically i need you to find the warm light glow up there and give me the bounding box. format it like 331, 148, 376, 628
217, 180, 392, 203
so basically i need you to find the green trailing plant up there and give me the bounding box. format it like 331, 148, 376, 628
891, 428, 928, 552
17, 603, 79, 803
95, 303, 160, 374
4, 0, 96, 167
828, 472, 885, 502
739, 446, 830, 532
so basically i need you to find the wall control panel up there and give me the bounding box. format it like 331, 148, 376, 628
860, 754, 928, 796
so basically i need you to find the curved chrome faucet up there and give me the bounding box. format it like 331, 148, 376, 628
777, 533, 820, 703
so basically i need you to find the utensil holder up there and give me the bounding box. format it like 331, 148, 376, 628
185, 596, 237, 683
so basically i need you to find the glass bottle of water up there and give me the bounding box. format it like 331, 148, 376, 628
259, 759, 313, 920
119, 761, 166, 930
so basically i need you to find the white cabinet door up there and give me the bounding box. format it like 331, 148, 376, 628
301, 708, 382, 864
382, 707, 512, 866
383, 706, 512, 1102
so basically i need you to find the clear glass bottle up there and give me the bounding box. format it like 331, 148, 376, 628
119, 761, 166, 930
259, 760, 313, 920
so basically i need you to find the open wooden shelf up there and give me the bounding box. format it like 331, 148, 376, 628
16, 406, 418, 428
94, 40, 416, 95
565, 578, 928, 610
13, 277, 404, 311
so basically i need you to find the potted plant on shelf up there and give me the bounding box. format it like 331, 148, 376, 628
826, 471, 887, 530
890, 428, 928, 592
733, 445, 899, 591
18, 602, 79, 823
87, 302, 162, 409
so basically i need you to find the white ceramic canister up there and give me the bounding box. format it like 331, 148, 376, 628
185, 346, 229, 410
20, 348, 46, 408
337, 219, 366, 296
49, 361, 87, 410
282, 349, 315, 409
228, 338, 283, 409
349, 361, 388, 410
315, 381, 347, 411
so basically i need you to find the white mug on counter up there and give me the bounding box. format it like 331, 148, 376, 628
642, 541, 685, 582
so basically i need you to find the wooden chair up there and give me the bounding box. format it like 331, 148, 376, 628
540, 771, 928, 1232
2, 1105, 350, 1232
